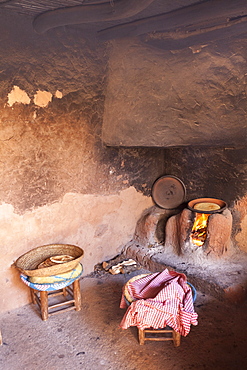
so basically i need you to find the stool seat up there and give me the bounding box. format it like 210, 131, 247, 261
20, 266, 83, 321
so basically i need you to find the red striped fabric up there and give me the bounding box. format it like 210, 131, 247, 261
120, 269, 198, 336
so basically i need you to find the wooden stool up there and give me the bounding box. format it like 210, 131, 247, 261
20, 271, 82, 321
138, 327, 181, 347
123, 275, 196, 347
30, 278, 81, 321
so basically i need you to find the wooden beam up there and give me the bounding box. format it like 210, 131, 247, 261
33, 0, 156, 34
142, 18, 247, 50
98, 0, 247, 41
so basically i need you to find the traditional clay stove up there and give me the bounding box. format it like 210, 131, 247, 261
165, 197, 232, 258
188, 198, 227, 246
134, 175, 233, 260
124, 176, 245, 304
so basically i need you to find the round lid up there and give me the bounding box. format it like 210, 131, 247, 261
151, 175, 186, 209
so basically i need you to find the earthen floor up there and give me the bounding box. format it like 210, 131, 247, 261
0, 269, 246, 370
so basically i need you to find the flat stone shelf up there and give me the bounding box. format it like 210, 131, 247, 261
123, 241, 247, 305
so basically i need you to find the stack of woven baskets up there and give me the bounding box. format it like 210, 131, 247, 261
15, 244, 84, 289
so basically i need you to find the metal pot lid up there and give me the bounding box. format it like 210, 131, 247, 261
151, 175, 186, 209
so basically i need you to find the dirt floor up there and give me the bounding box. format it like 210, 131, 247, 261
0, 267, 247, 370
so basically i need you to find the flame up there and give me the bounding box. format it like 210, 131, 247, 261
190, 213, 210, 246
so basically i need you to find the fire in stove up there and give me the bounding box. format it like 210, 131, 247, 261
188, 199, 225, 247
164, 197, 232, 258
190, 213, 210, 247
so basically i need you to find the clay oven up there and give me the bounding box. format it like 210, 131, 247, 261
165, 197, 232, 258
133, 175, 235, 264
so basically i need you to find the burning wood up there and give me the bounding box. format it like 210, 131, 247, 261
102, 259, 137, 275
165, 206, 232, 258
190, 213, 210, 247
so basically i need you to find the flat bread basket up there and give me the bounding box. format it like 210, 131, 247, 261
15, 244, 84, 277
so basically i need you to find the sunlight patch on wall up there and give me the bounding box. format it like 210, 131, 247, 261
34, 90, 52, 107
6, 86, 59, 108
7, 85, 31, 107
0, 187, 152, 313
55, 90, 63, 99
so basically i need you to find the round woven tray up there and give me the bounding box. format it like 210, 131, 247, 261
124, 274, 150, 303
15, 244, 84, 277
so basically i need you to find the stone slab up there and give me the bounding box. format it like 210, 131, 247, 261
122, 241, 247, 304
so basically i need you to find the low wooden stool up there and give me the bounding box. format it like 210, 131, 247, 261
123, 275, 196, 347
138, 327, 181, 346
30, 278, 81, 321
20, 273, 82, 321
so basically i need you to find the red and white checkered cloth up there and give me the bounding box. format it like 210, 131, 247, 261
120, 269, 198, 336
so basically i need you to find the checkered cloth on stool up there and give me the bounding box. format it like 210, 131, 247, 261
120, 269, 198, 336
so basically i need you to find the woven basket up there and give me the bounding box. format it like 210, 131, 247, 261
124, 274, 150, 303
15, 244, 84, 277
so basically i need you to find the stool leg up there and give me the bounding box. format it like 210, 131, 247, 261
62, 288, 67, 297
73, 279, 81, 311
30, 288, 36, 304
172, 330, 181, 347
138, 329, 145, 345
40, 291, 49, 321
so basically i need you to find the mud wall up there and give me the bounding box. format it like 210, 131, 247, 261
102, 36, 247, 254
102, 37, 247, 148
0, 11, 163, 313
1, 9, 246, 314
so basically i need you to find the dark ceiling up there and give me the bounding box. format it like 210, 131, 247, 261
0, 0, 195, 17
1, 0, 247, 47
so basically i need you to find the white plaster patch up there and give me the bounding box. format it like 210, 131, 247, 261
34, 90, 52, 107
7, 85, 31, 107
55, 90, 63, 99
